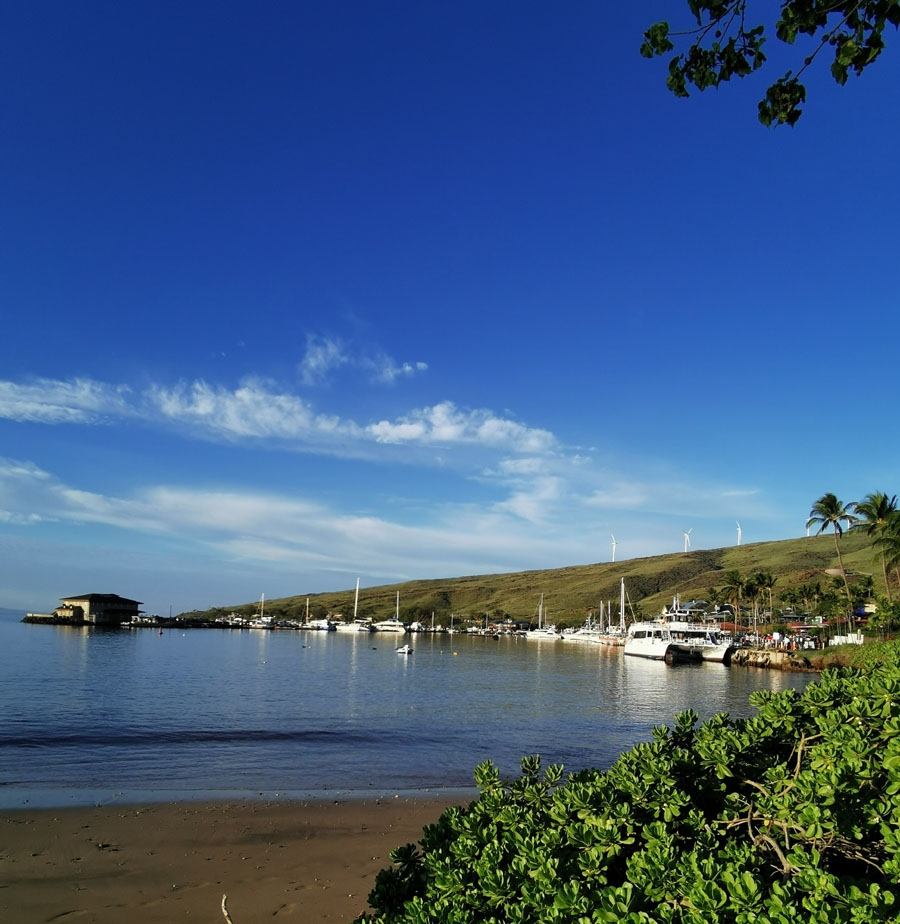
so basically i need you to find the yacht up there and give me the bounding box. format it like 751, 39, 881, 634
335, 618, 374, 633
304, 616, 336, 631
375, 592, 407, 633
562, 615, 604, 644
374, 618, 406, 633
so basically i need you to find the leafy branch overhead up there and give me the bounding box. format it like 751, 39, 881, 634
641, 1, 900, 125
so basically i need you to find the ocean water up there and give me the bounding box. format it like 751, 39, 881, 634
0, 614, 816, 808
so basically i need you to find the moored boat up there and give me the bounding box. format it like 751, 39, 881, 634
524, 593, 559, 640
375, 591, 407, 633
624, 621, 700, 662
624, 620, 735, 664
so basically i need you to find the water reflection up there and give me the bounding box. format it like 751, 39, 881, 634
0, 618, 816, 807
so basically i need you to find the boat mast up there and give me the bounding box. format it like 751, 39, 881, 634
353, 577, 359, 621
619, 579, 625, 631
306, 597, 309, 621
538, 593, 544, 629
396, 590, 399, 621
261, 593, 265, 619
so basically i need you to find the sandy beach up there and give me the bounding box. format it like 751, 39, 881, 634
0, 795, 459, 923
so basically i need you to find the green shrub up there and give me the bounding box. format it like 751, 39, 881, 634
357, 661, 900, 923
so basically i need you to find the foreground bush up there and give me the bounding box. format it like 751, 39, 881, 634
356, 662, 900, 923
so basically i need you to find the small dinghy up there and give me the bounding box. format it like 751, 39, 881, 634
396, 644, 412, 655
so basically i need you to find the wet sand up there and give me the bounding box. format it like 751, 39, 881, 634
0, 796, 460, 923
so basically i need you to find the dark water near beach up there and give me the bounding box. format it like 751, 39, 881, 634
0, 614, 816, 808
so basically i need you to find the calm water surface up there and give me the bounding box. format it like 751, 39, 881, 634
0, 614, 816, 808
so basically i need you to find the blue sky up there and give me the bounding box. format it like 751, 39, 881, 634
2, 2, 898, 616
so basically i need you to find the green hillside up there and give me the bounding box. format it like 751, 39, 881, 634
180, 531, 883, 627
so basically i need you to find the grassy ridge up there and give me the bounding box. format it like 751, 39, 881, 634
182, 531, 878, 626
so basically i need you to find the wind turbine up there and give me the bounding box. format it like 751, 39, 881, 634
683, 528, 693, 553
610, 534, 617, 563
736, 521, 742, 545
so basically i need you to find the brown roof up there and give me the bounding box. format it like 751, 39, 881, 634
59, 593, 143, 605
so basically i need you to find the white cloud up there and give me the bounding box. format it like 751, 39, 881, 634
298, 333, 427, 387
0, 372, 553, 464
147, 378, 354, 442
367, 401, 555, 453
0, 459, 585, 587
298, 334, 349, 386
493, 476, 564, 522
0, 378, 132, 424
364, 354, 429, 384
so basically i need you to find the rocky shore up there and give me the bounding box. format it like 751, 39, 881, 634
730, 647, 815, 672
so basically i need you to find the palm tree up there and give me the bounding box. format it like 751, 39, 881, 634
779, 587, 799, 615
721, 570, 745, 633
852, 491, 898, 604
744, 576, 761, 636
807, 493, 859, 629
755, 571, 777, 623
875, 511, 900, 594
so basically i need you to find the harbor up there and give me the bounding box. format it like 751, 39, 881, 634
0, 610, 816, 811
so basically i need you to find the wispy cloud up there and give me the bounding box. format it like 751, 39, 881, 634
363, 354, 428, 384
298, 334, 350, 386
147, 378, 352, 442
0, 458, 588, 583
0, 376, 556, 461
0, 378, 132, 424
584, 477, 771, 520
298, 333, 427, 387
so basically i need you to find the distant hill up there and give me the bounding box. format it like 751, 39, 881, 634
181, 532, 882, 627
0, 606, 27, 619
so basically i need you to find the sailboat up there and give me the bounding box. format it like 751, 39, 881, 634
249, 593, 273, 629
596, 580, 626, 646
374, 591, 406, 633
524, 593, 559, 640
336, 577, 374, 631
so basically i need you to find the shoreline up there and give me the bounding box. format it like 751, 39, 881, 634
0, 794, 461, 923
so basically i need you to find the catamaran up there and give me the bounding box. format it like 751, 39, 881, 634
624, 594, 735, 663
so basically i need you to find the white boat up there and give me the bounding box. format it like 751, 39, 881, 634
524, 594, 558, 640
596, 580, 628, 646
562, 614, 604, 644
624, 621, 688, 661
336, 618, 374, 633
374, 618, 406, 633
646, 595, 736, 662
304, 617, 336, 631
396, 644, 412, 655
248, 593, 273, 628
666, 621, 735, 663
563, 600, 622, 645
334, 578, 373, 631
375, 592, 407, 634
624, 616, 734, 664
